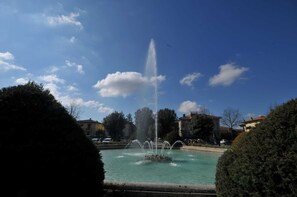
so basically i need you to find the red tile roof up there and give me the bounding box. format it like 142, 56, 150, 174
244, 116, 266, 123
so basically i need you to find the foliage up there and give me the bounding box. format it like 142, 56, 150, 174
189, 114, 214, 141
231, 132, 248, 151
216, 98, 297, 196
0, 82, 104, 197
103, 111, 126, 141
158, 108, 177, 139
164, 130, 181, 145
134, 107, 155, 142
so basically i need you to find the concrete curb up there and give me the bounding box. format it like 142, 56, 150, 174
104, 181, 216, 197
180, 146, 227, 153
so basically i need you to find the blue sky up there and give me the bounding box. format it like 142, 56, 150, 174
1, 0, 296, 122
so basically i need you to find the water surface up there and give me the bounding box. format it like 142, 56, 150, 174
101, 149, 221, 185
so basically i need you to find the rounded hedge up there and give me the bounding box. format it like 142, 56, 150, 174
216, 98, 297, 196
0, 83, 104, 197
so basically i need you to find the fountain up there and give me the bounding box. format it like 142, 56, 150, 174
100, 40, 221, 191
125, 139, 184, 162
133, 39, 177, 162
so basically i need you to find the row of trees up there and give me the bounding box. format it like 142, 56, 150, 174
101, 107, 244, 143
102, 108, 178, 143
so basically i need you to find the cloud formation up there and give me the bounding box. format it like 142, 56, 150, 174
15, 77, 29, 85
59, 96, 114, 114
209, 63, 248, 86
180, 72, 202, 86
0, 52, 26, 72
65, 60, 84, 74
178, 100, 204, 113
46, 12, 83, 29
38, 74, 65, 84
94, 71, 166, 97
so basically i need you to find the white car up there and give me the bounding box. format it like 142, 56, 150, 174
102, 138, 112, 143
220, 139, 231, 145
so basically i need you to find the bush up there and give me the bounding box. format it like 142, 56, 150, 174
216, 98, 297, 196
231, 132, 248, 151
0, 82, 105, 197
164, 130, 181, 145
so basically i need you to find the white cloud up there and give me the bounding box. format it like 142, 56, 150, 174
209, 63, 248, 86
69, 36, 76, 43
93, 71, 166, 97
180, 72, 202, 86
65, 60, 84, 74
15, 77, 29, 85
245, 113, 257, 120
178, 100, 204, 113
46, 12, 83, 29
67, 85, 78, 92
0, 52, 14, 60
49, 66, 59, 73
38, 74, 65, 84
0, 52, 26, 72
59, 96, 114, 114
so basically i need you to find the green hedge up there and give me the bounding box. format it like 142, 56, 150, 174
0, 82, 105, 197
216, 98, 297, 196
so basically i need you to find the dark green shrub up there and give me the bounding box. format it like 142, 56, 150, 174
216, 99, 297, 196
231, 132, 248, 151
164, 130, 181, 145
0, 82, 104, 197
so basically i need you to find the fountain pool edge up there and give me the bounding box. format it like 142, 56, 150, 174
180, 146, 227, 153
104, 181, 216, 197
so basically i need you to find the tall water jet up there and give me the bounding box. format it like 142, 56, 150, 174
145, 39, 158, 154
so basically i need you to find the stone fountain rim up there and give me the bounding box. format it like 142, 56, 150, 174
104, 180, 216, 194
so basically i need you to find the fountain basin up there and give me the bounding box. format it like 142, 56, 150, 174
101, 149, 221, 185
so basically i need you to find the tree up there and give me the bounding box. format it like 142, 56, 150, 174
216, 98, 297, 196
0, 82, 104, 197
189, 114, 214, 141
134, 107, 154, 142
158, 108, 177, 139
221, 108, 242, 130
66, 101, 82, 119
123, 113, 136, 140
103, 111, 126, 141
221, 108, 242, 138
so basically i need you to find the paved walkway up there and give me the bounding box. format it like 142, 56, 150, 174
180, 145, 227, 153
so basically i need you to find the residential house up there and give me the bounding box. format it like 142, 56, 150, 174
240, 116, 266, 132
77, 118, 105, 138
178, 112, 221, 142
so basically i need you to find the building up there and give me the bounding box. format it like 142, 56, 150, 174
77, 118, 105, 138
178, 112, 221, 141
240, 116, 266, 132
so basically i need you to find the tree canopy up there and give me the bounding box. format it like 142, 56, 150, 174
103, 111, 126, 141
189, 114, 214, 141
0, 82, 104, 197
134, 107, 155, 142
158, 108, 177, 139
216, 98, 297, 196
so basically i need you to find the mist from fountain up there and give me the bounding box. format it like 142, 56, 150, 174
132, 39, 184, 162
145, 39, 158, 154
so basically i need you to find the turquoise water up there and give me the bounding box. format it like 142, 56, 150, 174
101, 149, 221, 185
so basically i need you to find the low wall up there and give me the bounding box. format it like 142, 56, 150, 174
104, 181, 216, 197
180, 146, 227, 153
96, 143, 126, 150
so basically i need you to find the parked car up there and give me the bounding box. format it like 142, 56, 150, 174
220, 139, 231, 145
102, 138, 112, 143
92, 138, 101, 142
